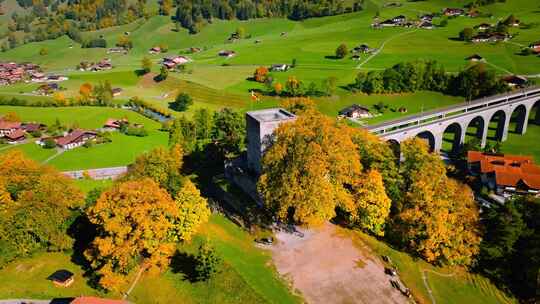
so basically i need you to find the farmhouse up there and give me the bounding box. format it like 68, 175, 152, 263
420, 14, 433, 22
418, 20, 434, 29
466, 54, 485, 62
443, 8, 465, 17
503, 75, 528, 88
338, 104, 372, 119
162, 55, 190, 69
0, 120, 21, 137
353, 44, 376, 54
149, 46, 161, 54
35, 83, 60, 95
103, 118, 128, 131
219, 50, 236, 58
391, 15, 406, 24
468, 151, 540, 197
21, 122, 45, 133
475, 23, 492, 30
112, 88, 123, 97
55, 130, 97, 150
4, 129, 25, 143
270, 64, 289, 72
379, 19, 399, 27
472, 33, 509, 43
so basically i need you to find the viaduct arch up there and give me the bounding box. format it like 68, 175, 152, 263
368, 87, 540, 154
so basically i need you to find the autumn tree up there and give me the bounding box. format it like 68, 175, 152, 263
79, 83, 93, 101
273, 82, 283, 95
124, 145, 185, 197
280, 97, 315, 114
173, 180, 211, 242
258, 110, 362, 226
141, 57, 152, 74
0, 151, 84, 266
160, 0, 172, 16
351, 170, 391, 236
1, 111, 20, 122
253, 66, 269, 83
396, 138, 481, 265
84, 179, 180, 290
285, 76, 302, 96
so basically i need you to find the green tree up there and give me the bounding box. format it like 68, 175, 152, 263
211, 108, 246, 159
193, 108, 214, 141
169, 116, 197, 153
236, 26, 246, 39
169, 93, 193, 112
141, 57, 152, 74
195, 240, 223, 281
158, 65, 169, 81
459, 27, 474, 41
335, 43, 348, 59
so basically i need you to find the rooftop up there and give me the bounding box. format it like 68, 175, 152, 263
247, 108, 296, 123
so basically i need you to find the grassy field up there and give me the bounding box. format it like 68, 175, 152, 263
0, 106, 169, 170
341, 228, 517, 304
0, 215, 298, 304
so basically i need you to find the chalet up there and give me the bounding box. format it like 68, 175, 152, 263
162, 55, 190, 69
91, 59, 112, 71
218, 50, 236, 58
103, 118, 128, 131
70, 296, 129, 304
419, 20, 434, 29
0, 120, 21, 137
489, 33, 510, 42
353, 44, 376, 54
379, 19, 399, 27
30, 72, 46, 82
5, 129, 25, 143
149, 46, 161, 54
338, 104, 372, 119
107, 47, 128, 54
47, 269, 74, 287
55, 130, 97, 150
472, 33, 491, 43
443, 8, 465, 17
351, 54, 361, 60
392, 15, 406, 24
112, 88, 123, 97
468, 151, 540, 197
21, 122, 45, 133
475, 23, 491, 30
466, 54, 485, 62
35, 83, 60, 95
503, 75, 528, 88
270, 64, 289, 72
45, 74, 68, 82
420, 14, 434, 22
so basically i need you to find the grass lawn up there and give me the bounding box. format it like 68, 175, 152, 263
0, 215, 299, 304
341, 228, 517, 304
73, 179, 114, 194
0, 142, 57, 163
496, 122, 540, 162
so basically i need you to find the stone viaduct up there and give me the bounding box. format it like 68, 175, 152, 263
366, 86, 540, 154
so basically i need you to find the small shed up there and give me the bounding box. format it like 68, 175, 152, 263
48, 269, 74, 287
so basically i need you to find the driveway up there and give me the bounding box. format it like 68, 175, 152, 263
270, 223, 409, 304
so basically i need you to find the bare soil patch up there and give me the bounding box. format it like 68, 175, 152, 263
270, 223, 409, 304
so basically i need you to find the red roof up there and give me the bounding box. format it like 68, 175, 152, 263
5, 129, 25, 140
71, 296, 129, 304
55, 130, 96, 146
0, 120, 21, 130
468, 151, 540, 189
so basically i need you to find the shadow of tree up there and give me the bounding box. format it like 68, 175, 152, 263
170, 250, 199, 282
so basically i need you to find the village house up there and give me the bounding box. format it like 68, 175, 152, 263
338, 104, 372, 119
392, 15, 406, 24
503, 75, 528, 88
54, 130, 97, 150
4, 129, 25, 143
30, 72, 46, 82
270, 64, 289, 72
353, 44, 377, 54
21, 122, 46, 133
529, 41, 540, 54
351, 54, 361, 61
418, 20, 434, 29
47, 269, 74, 287
0, 62, 41, 85
475, 23, 492, 31
472, 33, 509, 43
112, 88, 123, 97
468, 151, 540, 198
466, 54, 485, 62
420, 14, 434, 22
443, 8, 465, 17
162, 55, 191, 69
35, 83, 60, 95
103, 118, 128, 131
0, 120, 21, 137
149, 46, 161, 54
218, 50, 236, 58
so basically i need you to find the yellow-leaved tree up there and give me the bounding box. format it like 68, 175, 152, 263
85, 178, 210, 291
258, 110, 362, 226
397, 138, 481, 265
351, 169, 391, 236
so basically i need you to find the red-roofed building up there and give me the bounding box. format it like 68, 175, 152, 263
103, 118, 128, 130
55, 130, 97, 150
70, 296, 129, 304
468, 151, 540, 197
5, 129, 26, 143
0, 120, 21, 137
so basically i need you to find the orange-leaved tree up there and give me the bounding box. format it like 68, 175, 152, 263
279, 97, 315, 115
253, 66, 269, 83
258, 109, 362, 226
397, 138, 481, 265
351, 169, 391, 236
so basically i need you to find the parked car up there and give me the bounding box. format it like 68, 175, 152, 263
385, 267, 397, 276
255, 237, 274, 245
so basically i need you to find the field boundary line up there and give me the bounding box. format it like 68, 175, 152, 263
420, 269, 456, 304
356, 29, 418, 70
